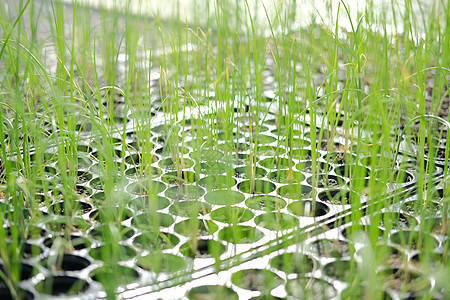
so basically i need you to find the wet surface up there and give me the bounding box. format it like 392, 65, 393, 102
1, 1, 449, 299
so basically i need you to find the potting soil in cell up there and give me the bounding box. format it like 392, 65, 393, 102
3, 58, 449, 300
